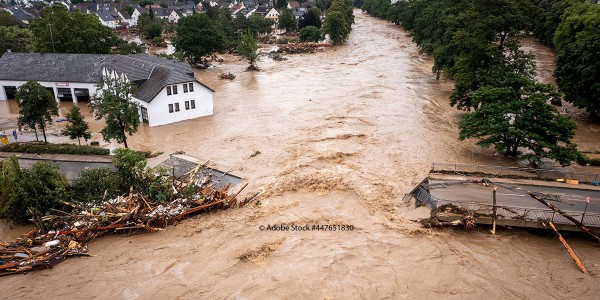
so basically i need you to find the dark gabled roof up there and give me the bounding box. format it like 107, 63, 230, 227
0, 52, 116, 83
0, 53, 211, 103
153, 7, 168, 17
119, 10, 132, 19
96, 8, 119, 22
127, 53, 193, 77
133, 66, 171, 102
7, 7, 34, 21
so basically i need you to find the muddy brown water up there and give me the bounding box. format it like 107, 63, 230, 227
2, 11, 600, 298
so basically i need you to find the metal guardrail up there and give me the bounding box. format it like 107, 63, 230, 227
412, 187, 600, 228
431, 162, 600, 183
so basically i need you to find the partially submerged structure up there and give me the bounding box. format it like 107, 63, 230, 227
408, 163, 600, 234
0, 52, 214, 127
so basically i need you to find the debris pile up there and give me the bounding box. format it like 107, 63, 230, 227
219, 72, 236, 80
0, 164, 249, 276
258, 35, 277, 44
275, 43, 330, 54
270, 53, 288, 61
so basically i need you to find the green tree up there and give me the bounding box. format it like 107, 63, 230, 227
30, 4, 116, 54
322, 11, 350, 45
173, 13, 225, 63
299, 7, 322, 29
145, 20, 164, 39
554, 2, 600, 119
276, 0, 288, 9
299, 25, 321, 42
0, 26, 34, 56
61, 105, 92, 146
0, 157, 69, 224
70, 167, 123, 205
123, 5, 135, 16
0, 11, 18, 27
90, 74, 139, 148
16, 81, 58, 143
278, 8, 297, 33
237, 30, 260, 69
459, 75, 578, 166
244, 14, 274, 36
329, 0, 354, 25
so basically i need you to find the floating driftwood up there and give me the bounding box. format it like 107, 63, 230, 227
219, 72, 236, 80
0, 164, 249, 276
546, 220, 587, 273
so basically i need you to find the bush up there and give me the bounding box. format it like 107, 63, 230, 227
590, 158, 600, 167
577, 152, 591, 165
70, 167, 123, 206
112, 148, 171, 202
299, 26, 321, 42
0, 157, 69, 223
0, 142, 109, 155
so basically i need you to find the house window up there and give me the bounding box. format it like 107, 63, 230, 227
175, 102, 180, 112
168, 104, 174, 113
189, 83, 194, 92
183, 84, 188, 93
191, 100, 196, 109
141, 107, 149, 123
173, 85, 178, 94
185, 101, 190, 110
167, 86, 172, 96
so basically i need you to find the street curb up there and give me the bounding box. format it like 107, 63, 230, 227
0, 152, 113, 164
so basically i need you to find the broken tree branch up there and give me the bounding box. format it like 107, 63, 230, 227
547, 220, 587, 273
528, 191, 600, 243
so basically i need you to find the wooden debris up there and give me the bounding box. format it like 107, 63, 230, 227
547, 220, 587, 273
528, 191, 600, 243
275, 42, 329, 54
219, 72, 236, 80
0, 170, 249, 276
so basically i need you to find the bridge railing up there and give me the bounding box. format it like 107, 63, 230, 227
431, 162, 600, 183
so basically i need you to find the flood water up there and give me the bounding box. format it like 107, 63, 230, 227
2, 11, 600, 299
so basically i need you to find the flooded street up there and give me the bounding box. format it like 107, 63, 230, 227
2, 11, 600, 299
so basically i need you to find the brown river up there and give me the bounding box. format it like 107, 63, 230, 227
2, 10, 600, 299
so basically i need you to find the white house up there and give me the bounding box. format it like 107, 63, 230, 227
96, 7, 120, 28
167, 9, 183, 23
0, 53, 214, 127
130, 6, 145, 27
118, 10, 134, 28
265, 7, 279, 20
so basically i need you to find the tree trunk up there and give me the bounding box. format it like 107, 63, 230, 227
40, 123, 47, 144
33, 127, 39, 142
77, 137, 81, 146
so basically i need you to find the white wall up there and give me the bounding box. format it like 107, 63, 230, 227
132, 81, 213, 127
0, 79, 98, 103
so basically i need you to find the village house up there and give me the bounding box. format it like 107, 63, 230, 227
265, 7, 279, 20
0, 52, 214, 127
96, 6, 121, 28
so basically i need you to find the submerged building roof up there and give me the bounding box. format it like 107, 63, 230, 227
0, 52, 207, 103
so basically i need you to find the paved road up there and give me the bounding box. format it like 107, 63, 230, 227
428, 180, 600, 213
14, 158, 114, 181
